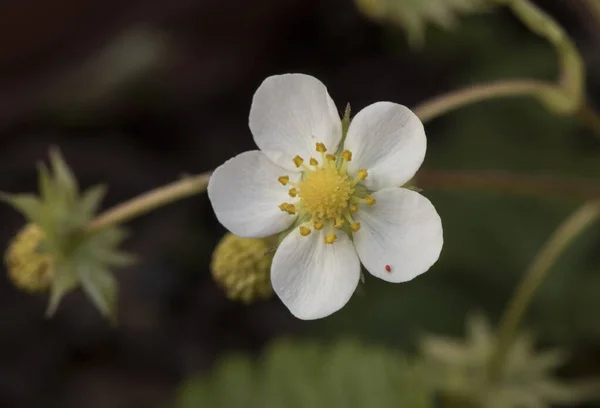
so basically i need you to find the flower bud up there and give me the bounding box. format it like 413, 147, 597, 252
210, 232, 274, 303
5, 224, 54, 293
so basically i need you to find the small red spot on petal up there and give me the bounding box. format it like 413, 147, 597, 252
385, 265, 391, 273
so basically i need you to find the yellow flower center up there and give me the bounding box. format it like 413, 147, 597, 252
298, 167, 353, 220
278, 142, 376, 244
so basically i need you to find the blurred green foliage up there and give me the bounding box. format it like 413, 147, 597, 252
173, 339, 433, 408
355, 0, 491, 46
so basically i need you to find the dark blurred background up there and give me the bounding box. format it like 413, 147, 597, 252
1, 0, 600, 407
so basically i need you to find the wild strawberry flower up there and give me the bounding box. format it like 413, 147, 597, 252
208, 73, 443, 320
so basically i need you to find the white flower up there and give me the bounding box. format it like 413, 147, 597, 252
208, 74, 443, 320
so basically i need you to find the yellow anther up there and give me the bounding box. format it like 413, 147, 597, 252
288, 188, 297, 197
324, 233, 337, 244
278, 175, 289, 186
350, 204, 358, 213
313, 220, 324, 230
351, 222, 361, 232
326, 154, 336, 161
285, 204, 297, 215
309, 158, 319, 166
365, 195, 376, 206
342, 150, 352, 161
279, 202, 290, 212
316, 143, 327, 153
334, 218, 345, 228
299, 226, 311, 236
357, 169, 368, 180
293, 155, 304, 168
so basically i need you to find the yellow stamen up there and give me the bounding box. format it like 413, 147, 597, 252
351, 222, 361, 232
350, 204, 358, 213
365, 195, 376, 206
288, 188, 297, 198
326, 154, 336, 161
316, 143, 327, 153
313, 220, 324, 230
357, 169, 368, 180
278, 176, 289, 186
342, 150, 352, 161
285, 204, 297, 215
292, 155, 304, 168
324, 233, 337, 244
334, 218, 345, 228
299, 226, 311, 236
279, 203, 289, 212
309, 158, 319, 166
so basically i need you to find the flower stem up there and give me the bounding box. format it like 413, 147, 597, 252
413, 80, 554, 123
85, 172, 211, 234
487, 200, 600, 381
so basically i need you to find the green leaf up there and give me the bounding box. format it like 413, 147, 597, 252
78, 263, 118, 323
173, 339, 433, 408
46, 263, 78, 317
49, 147, 78, 199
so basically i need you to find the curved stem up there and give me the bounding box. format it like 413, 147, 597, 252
85, 172, 211, 234
416, 170, 600, 200
413, 79, 554, 123
577, 102, 600, 137
487, 200, 600, 381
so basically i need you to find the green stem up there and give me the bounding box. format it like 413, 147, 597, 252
85, 172, 211, 233
413, 80, 554, 123
487, 200, 600, 381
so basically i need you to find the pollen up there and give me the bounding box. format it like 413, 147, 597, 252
313, 220, 324, 230
293, 155, 304, 168
357, 169, 368, 180
298, 166, 353, 220
351, 222, 361, 232
324, 233, 337, 244
285, 204, 297, 215
334, 218, 345, 228
278, 175, 289, 186
326, 154, 336, 161
342, 150, 352, 161
309, 158, 319, 166
365, 195, 376, 206
299, 226, 311, 236
288, 188, 297, 197
350, 204, 358, 213
316, 143, 327, 153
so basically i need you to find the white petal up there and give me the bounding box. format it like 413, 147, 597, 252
207, 150, 299, 238
249, 74, 342, 171
271, 228, 360, 320
344, 102, 426, 190
353, 188, 443, 283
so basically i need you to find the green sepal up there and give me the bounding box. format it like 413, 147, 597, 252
341, 103, 351, 138
78, 263, 118, 325
0, 193, 43, 224
2, 148, 132, 321
46, 263, 78, 317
